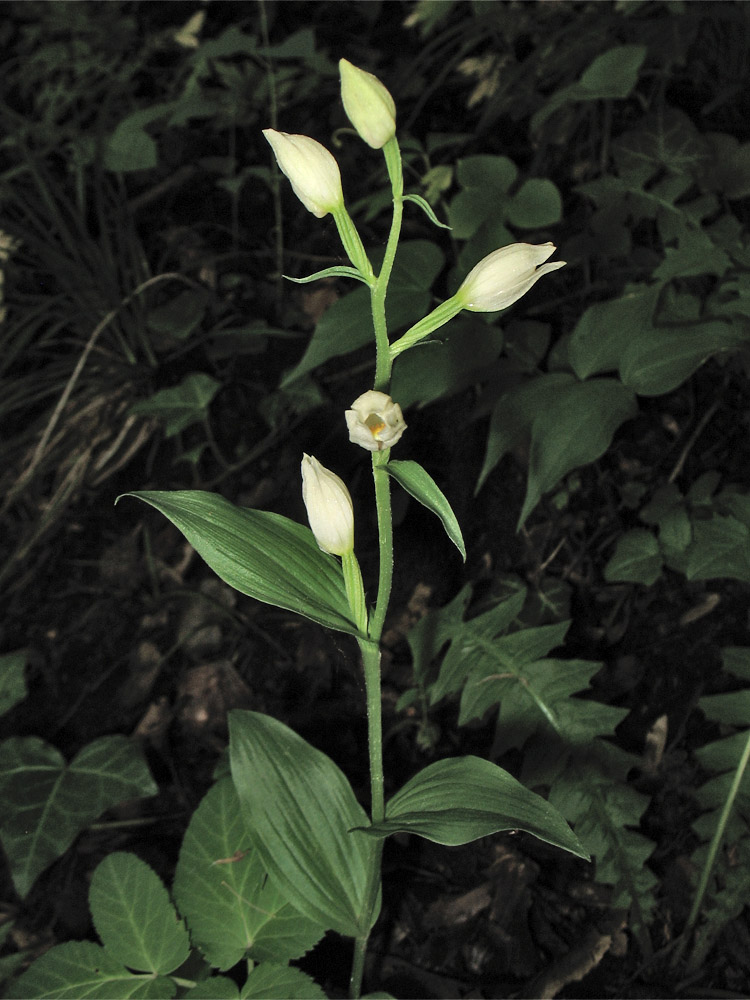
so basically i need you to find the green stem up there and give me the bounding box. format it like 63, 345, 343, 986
332, 206, 375, 284
371, 137, 403, 391
348, 138, 404, 999
675, 725, 750, 970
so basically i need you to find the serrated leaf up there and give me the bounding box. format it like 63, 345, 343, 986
0, 735, 156, 897
187, 977, 240, 999
89, 853, 190, 976
118, 492, 357, 636
428, 588, 528, 704
685, 515, 750, 583
241, 963, 326, 1000
362, 756, 587, 859
229, 711, 376, 938
130, 374, 220, 437
384, 460, 465, 559
13, 941, 175, 999
173, 778, 324, 970
604, 529, 663, 585
0, 648, 27, 717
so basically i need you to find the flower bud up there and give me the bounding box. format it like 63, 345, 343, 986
339, 59, 396, 149
456, 243, 565, 313
263, 129, 344, 218
346, 390, 406, 452
301, 454, 354, 556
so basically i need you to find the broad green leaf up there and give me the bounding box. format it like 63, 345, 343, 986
229, 711, 376, 938
119, 491, 357, 635
685, 515, 750, 583
532, 45, 647, 132
620, 321, 746, 396
384, 460, 465, 560
0, 735, 156, 897
447, 155, 517, 239
721, 646, 750, 683
89, 853, 190, 976
173, 778, 324, 970
147, 290, 210, 341
187, 977, 240, 999
569, 284, 662, 381
241, 963, 326, 1000
281, 241, 444, 387
519, 378, 637, 527
363, 756, 587, 859
506, 178, 562, 229
604, 529, 663, 585
391, 315, 504, 409
0, 648, 27, 717
407, 584, 474, 693
13, 941, 175, 999
130, 374, 220, 437
105, 119, 158, 172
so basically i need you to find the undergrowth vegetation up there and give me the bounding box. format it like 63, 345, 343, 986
2, 2, 750, 998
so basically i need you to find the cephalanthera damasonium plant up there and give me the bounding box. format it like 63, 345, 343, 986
38, 59, 578, 1000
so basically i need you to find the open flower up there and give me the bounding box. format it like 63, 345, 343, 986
339, 59, 396, 149
346, 390, 406, 452
263, 129, 344, 218
301, 455, 354, 556
455, 243, 565, 312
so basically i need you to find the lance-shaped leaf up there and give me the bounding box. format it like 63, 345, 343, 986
229, 711, 376, 938
384, 460, 465, 560
119, 491, 358, 635
361, 756, 588, 859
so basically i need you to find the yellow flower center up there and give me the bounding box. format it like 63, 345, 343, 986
365, 413, 386, 438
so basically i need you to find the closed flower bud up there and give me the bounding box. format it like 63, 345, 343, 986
456, 243, 565, 313
263, 129, 344, 218
346, 390, 406, 452
301, 454, 354, 556
339, 59, 396, 149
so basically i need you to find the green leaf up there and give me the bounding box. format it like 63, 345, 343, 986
284, 265, 371, 285
0, 735, 156, 897
104, 118, 158, 172
130, 374, 220, 437
429, 588, 528, 704
569, 285, 662, 381
391, 315, 504, 409
241, 963, 326, 1000
147, 290, 210, 342
187, 977, 240, 999
506, 178, 562, 229
119, 491, 358, 636
173, 778, 324, 970
476, 373, 575, 493
619, 321, 747, 396
13, 941, 175, 999
384, 460, 465, 560
0, 648, 27, 717
89, 853, 190, 976
363, 756, 587, 859
685, 515, 750, 583
519, 378, 637, 527
229, 711, 377, 938
604, 529, 663, 585
403, 193, 451, 229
